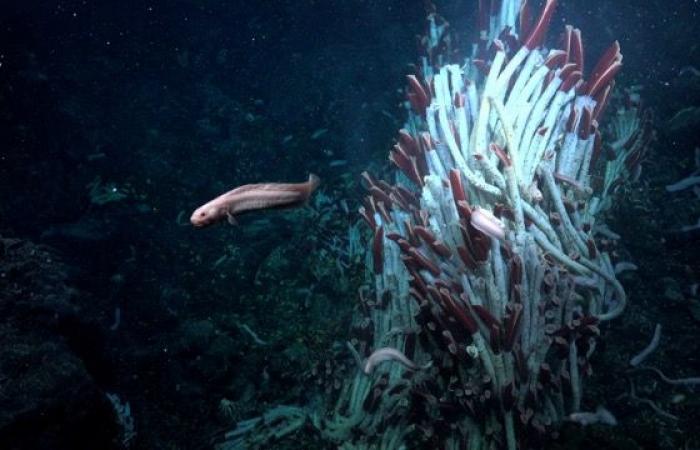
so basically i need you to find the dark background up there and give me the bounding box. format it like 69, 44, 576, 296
0, 1, 698, 449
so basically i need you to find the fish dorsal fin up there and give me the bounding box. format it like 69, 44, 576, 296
226, 183, 265, 196
225, 175, 320, 198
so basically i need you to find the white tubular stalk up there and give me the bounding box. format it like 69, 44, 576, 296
522, 202, 563, 250
522, 89, 575, 184
478, 160, 507, 191
557, 95, 596, 178
435, 67, 452, 107
459, 154, 503, 197
420, 56, 432, 81
474, 51, 506, 155
448, 65, 474, 162
428, 121, 453, 172
578, 256, 627, 321
526, 256, 546, 356
489, 96, 526, 239
568, 337, 582, 411
508, 0, 518, 30
499, 0, 508, 32
487, 47, 532, 137
489, 97, 520, 170
426, 146, 448, 180
510, 63, 549, 134
436, 142, 456, 176
577, 136, 596, 185
610, 107, 640, 150
530, 226, 591, 276
567, 136, 591, 181
540, 166, 589, 254
427, 105, 440, 139
440, 104, 495, 191
456, 106, 472, 162
436, 71, 470, 176
491, 238, 507, 313
488, 16, 498, 41
495, 46, 531, 103
431, 69, 503, 196
467, 81, 479, 126
517, 76, 563, 177
447, 65, 464, 100
440, 189, 465, 250
505, 50, 543, 109
556, 132, 579, 177
422, 175, 445, 223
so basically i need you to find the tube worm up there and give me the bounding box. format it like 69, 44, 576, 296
503, 303, 523, 352
523, 0, 557, 50
570, 28, 584, 73
372, 226, 384, 275
629, 324, 662, 367
363, 347, 430, 375
407, 74, 431, 114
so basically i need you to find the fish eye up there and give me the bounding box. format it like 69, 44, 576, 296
199, 212, 206, 217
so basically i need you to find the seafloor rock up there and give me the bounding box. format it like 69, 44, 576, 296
0, 236, 118, 449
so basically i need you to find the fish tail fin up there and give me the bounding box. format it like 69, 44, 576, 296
299, 173, 320, 207
308, 173, 320, 193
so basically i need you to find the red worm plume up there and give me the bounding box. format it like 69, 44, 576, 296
524, 0, 557, 50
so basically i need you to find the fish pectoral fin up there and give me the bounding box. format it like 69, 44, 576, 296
226, 212, 238, 226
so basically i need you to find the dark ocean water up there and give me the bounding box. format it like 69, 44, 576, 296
0, 1, 698, 449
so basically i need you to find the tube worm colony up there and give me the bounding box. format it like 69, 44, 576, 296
219, 1, 653, 449
326, 1, 652, 448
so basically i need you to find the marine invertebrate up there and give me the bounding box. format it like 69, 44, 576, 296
323, 1, 640, 447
